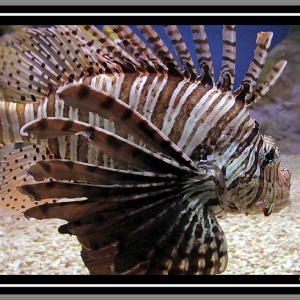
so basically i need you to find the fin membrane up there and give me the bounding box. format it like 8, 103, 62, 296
0, 144, 56, 219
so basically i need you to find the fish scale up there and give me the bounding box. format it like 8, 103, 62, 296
0, 25, 291, 275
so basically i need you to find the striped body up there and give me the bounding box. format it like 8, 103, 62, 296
1, 74, 233, 162
0, 25, 291, 275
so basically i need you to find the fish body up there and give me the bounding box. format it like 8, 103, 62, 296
0, 25, 291, 275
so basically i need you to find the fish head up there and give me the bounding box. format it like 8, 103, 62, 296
254, 135, 291, 216
213, 134, 291, 216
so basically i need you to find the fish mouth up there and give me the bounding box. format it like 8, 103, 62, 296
248, 165, 291, 216
247, 196, 291, 215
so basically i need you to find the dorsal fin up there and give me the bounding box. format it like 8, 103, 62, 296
217, 25, 236, 92
163, 25, 198, 80
110, 25, 168, 75
69, 25, 143, 73
0, 25, 201, 103
248, 60, 287, 105
234, 31, 274, 102
0, 26, 103, 102
191, 25, 215, 85
136, 25, 183, 77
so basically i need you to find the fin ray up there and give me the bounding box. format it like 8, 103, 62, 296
163, 25, 198, 80
21, 117, 193, 175
0, 144, 56, 219
191, 25, 215, 85
217, 25, 236, 92
56, 83, 198, 171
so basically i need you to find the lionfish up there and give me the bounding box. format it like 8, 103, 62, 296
0, 25, 291, 275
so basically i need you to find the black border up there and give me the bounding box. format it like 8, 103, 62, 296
0, 5, 299, 297
0, 5, 298, 13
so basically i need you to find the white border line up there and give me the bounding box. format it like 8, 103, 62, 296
0, 284, 299, 287
0, 12, 299, 16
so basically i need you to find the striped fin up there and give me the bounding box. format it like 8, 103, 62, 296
19, 180, 181, 202
21, 117, 193, 175
110, 25, 168, 74
23, 184, 185, 221
56, 83, 198, 171
248, 60, 287, 105
234, 31, 274, 102
102, 25, 119, 41
136, 25, 183, 77
27, 159, 177, 184
69, 25, 143, 73
0, 24, 147, 103
81, 246, 150, 275
217, 25, 236, 92
24, 183, 227, 274
0, 144, 56, 219
163, 25, 198, 80
191, 25, 215, 85
0, 26, 101, 102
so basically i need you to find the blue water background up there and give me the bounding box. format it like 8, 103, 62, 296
106, 25, 290, 90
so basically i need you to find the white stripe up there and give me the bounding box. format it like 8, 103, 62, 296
225, 134, 260, 187
37, 97, 48, 119
91, 74, 105, 92
68, 106, 79, 161
216, 118, 255, 168
24, 102, 35, 126
143, 76, 168, 121
176, 89, 219, 149
113, 73, 125, 99
54, 94, 65, 118
103, 75, 113, 93
129, 75, 148, 111
216, 105, 249, 150
161, 79, 188, 136
0, 101, 10, 144
142, 75, 159, 118
54, 94, 66, 159
8, 102, 22, 142
182, 92, 235, 156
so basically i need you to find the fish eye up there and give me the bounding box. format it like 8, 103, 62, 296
265, 148, 275, 162
259, 136, 280, 166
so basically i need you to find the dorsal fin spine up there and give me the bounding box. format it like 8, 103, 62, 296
234, 31, 274, 103
217, 25, 236, 92
191, 25, 215, 85
163, 25, 198, 80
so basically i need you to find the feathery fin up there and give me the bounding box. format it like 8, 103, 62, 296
28, 159, 177, 184
137, 25, 183, 77
56, 83, 198, 171
21, 117, 193, 175
0, 144, 56, 219
163, 25, 198, 80
111, 25, 167, 74
19, 180, 180, 202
